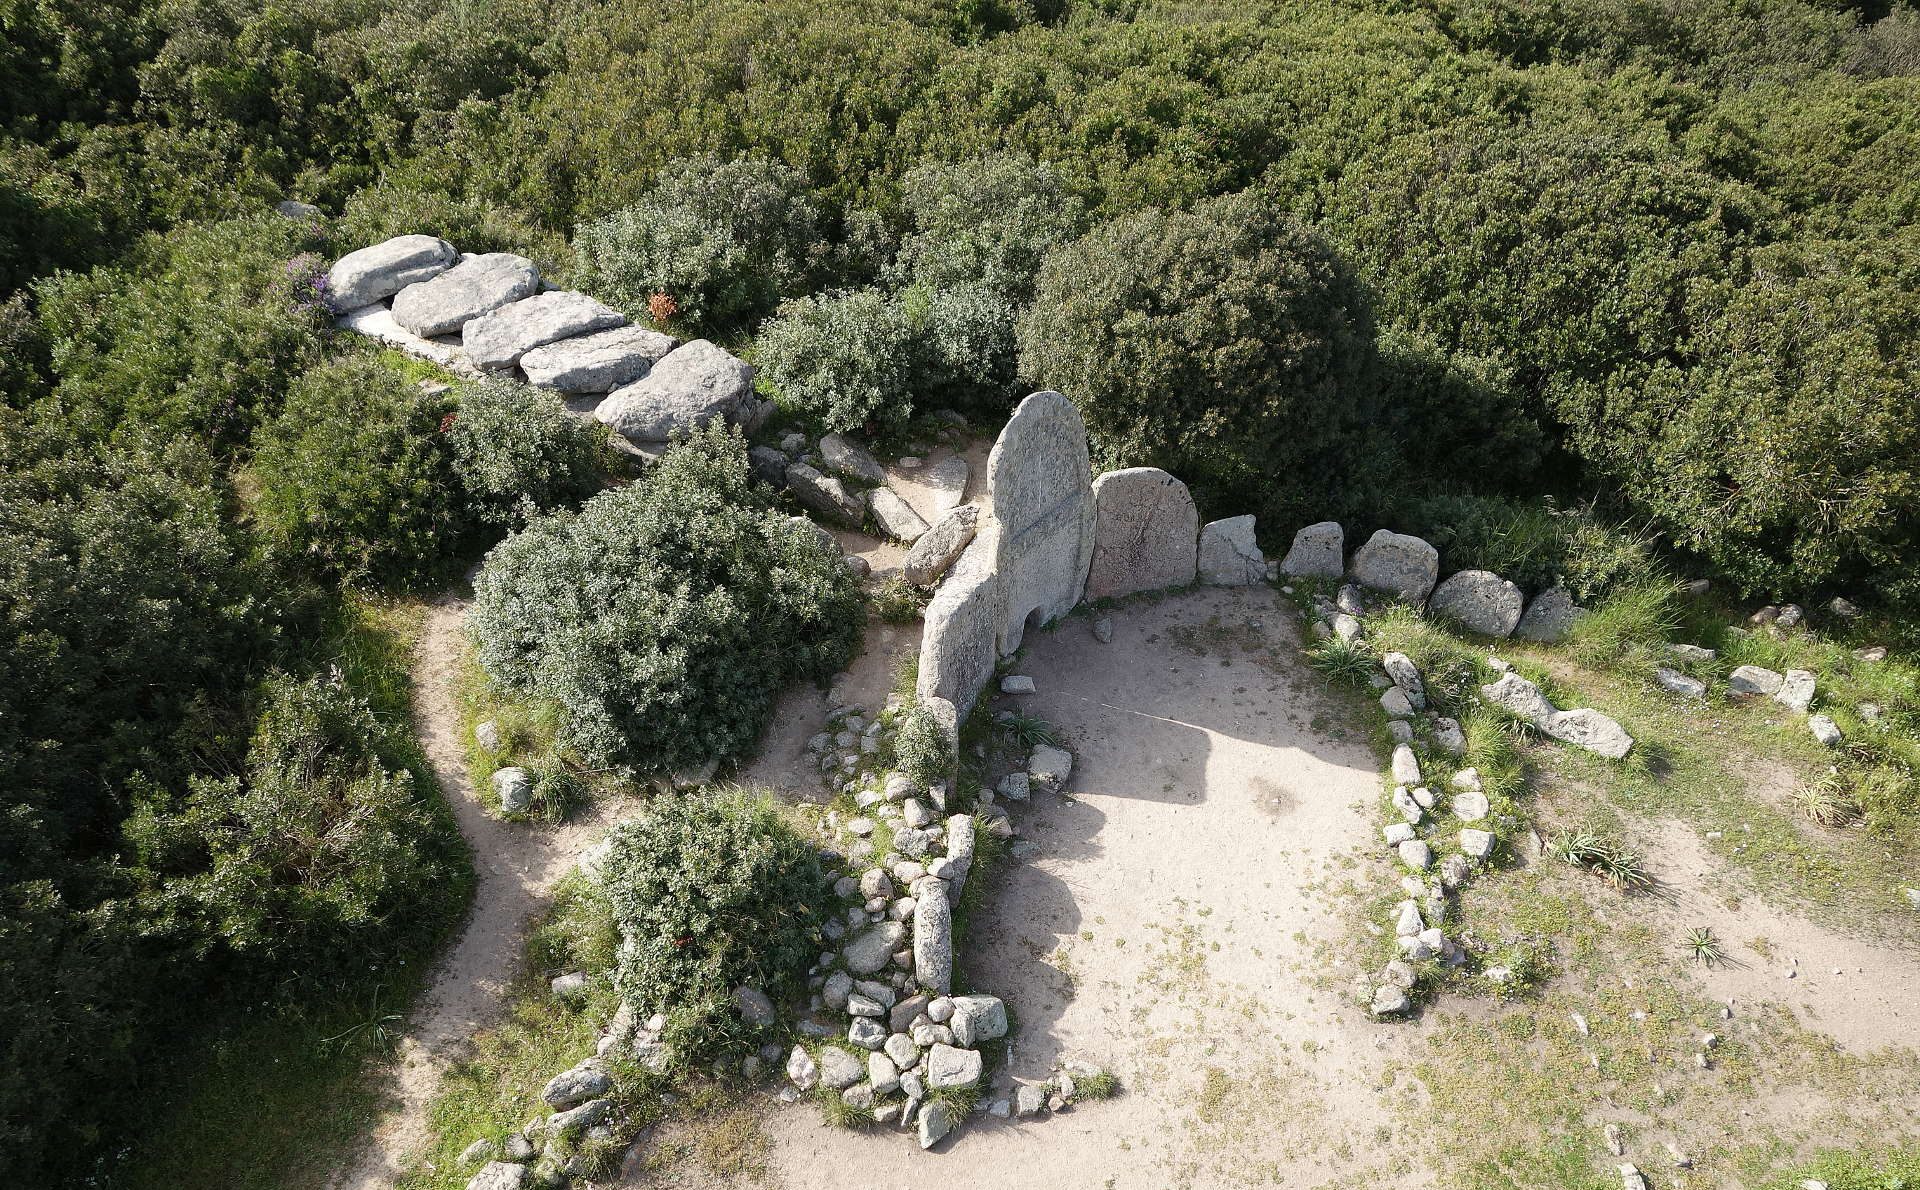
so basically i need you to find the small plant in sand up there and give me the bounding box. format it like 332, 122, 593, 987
1682, 926, 1725, 967
1549, 830, 1653, 893
996, 711, 1060, 749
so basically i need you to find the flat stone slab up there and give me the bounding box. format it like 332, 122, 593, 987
327, 234, 455, 311
903, 506, 978, 587
595, 339, 753, 442
785, 463, 865, 527
521, 324, 678, 393
1087, 467, 1199, 599
336, 303, 473, 374
464, 290, 625, 370
390, 252, 541, 337
869, 487, 929, 543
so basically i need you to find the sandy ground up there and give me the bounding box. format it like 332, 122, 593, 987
327, 590, 616, 1190
1630, 819, 1920, 1055
735, 587, 1429, 1190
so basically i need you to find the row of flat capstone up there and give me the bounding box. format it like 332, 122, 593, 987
326, 234, 763, 449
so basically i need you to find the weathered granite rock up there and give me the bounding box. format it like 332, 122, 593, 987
948, 995, 1007, 1047
817, 1046, 863, 1090
1729, 665, 1784, 697
1809, 714, 1843, 746
542, 1062, 611, 1109
926, 1043, 983, 1090
521, 324, 678, 393
1349, 530, 1439, 603
917, 1098, 953, 1149
391, 252, 540, 337
1428, 570, 1525, 637
466, 1161, 529, 1190
913, 879, 953, 993
1280, 521, 1344, 579
843, 921, 907, 976
465, 291, 625, 370
784, 463, 866, 527
732, 985, 776, 1027
1776, 669, 1816, 713
1460, 828, 1495, 859
902, 506, 978, 587
1453, 790, 1490, 821
327, 234, 455, 311
547, 1098, 611, 1137
821, 434, 887, 485
492, 766, 532, 814
1086, 467, 1199, 599
1655, 667, 1706, 698
989, 392, 1096, 654
1197, 515, 1266, 586
1382, 652, 1426, 706
276, 199, 322, 220
336, 302, 470, 372
749, 446, 791, 487
1514, 586, 1580, 642
869, 488, 930, 543
1029, 744, 1074, 792
786, 1046, 819, 1090
918, 455, 970, 515
1391, 745, 1422, 786
1482, 672, 1633, 758
595, 339, 751, 442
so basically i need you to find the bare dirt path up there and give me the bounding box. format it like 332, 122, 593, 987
739, 587, 1428, 1190
327, 590, 614, 1190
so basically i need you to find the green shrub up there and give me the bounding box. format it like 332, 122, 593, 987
251, 355, 467, 586
893, 703, 955, 786
1401, 493, 1662, 601
1020, 189, 1391, 529
755, 287, 918, 434
600, 788, 833, 1057
447, 380, 612, 530
912, 279, 1023, 416
469, 425, 863, 772
32, 213, 327, 453
572, 154, 823, 333
122, 671, 462, 972
895, 150, 1085, 301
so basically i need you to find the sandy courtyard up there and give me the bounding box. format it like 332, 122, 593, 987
748, 586, 1429, 1189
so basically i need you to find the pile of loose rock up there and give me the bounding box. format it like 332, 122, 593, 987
795, 688, 1093, 1146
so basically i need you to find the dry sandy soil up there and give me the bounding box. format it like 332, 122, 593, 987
735, 587, 1428, 1190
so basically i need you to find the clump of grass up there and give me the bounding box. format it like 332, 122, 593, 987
869, 576, 925, 624
1794, 770, 1857, 827
1568, 580, 1681, 668
1549, 829, 1654, 893
1682, 925, 1725, 966
813, 1085, 863, 1129
1307, 634, 1375, 687
1075, 1070, 1121, 1100
996, 712, 1059, 749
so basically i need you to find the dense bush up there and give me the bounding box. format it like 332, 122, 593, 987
251, 356, 465, 586
601, 788, 832, 1054
33, 213, 328, 452
470, 425, 864, 771
122, 671, 461, 972
447, 380, 613, 530
1020, 189, 1390, 528
895, 151, 1085, 301
1401, 492, 1662, 601
755, 287, 918, 434
572, 154, 824, 333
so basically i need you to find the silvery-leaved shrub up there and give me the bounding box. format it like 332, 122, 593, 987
447, 379, 613, 530
469, 424, 863, 771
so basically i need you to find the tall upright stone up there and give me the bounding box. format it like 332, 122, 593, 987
1085, 467, 1198, 599
1198, 515, 1266, 586
987, 392, 1095, 655
916, 527, 1005, 724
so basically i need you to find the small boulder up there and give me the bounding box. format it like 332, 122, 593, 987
1513, 586, 1581, 642
917, 1098, 954, 1149
492, 766, 532, 814
1809, 714, 1843, 747
869, 488, 929, 543
843, 921, 908, 976
1427, 570, 1525, 637
1198, 515, 1266, 586
817, 1046, 864, 1090
1729, 665, 1784, 697
1776, 669, 1816, 713
786, 1046, 819, 1091
1460, 828, 1495, 860
1655, 667, 1706, 698
902, 505, 979, 587
820, 433, 887, 485
926, 1043, 983, 1089
784, 463, 865, 528
541, 1062, 611, 1109
465, 1161, 529, 1190
1348, 530, 1439, 604
732, 986, 776, 1028
594, 339, 753, 442
1279, 520, 1344, 579
1029, 744, 1074, 792
948, 994, 1007, 1048
326, 234, 455, 311
465, 291, 625, 370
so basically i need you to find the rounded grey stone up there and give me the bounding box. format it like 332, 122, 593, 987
1086, 467, 1199, 599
